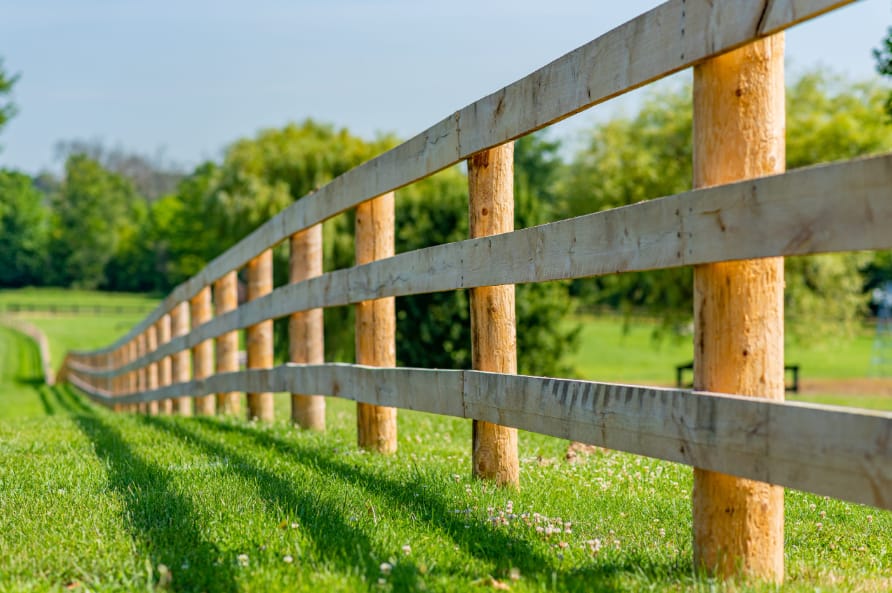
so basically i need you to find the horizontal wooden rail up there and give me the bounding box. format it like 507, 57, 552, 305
71, 153, 892, 379
66, 363, 892, 510
71, 0, 854, 359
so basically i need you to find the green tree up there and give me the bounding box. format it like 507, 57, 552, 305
48, 154, 138, 288
0, 170, 48, 287
558, 72, 892, 336
0, 58, 18, 148
395, 134, 580, 377
873, 26, 892, 120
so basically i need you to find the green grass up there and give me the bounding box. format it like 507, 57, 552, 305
567, 315, 881, 383
1, 382, 891, 592
0, 287, 161, 309
1, 297, 891, 591
0, 325, 49, 415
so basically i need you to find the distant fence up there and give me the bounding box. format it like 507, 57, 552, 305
57, 0, 890, 584
1, 318, 54, 385
3, 303, 153, 315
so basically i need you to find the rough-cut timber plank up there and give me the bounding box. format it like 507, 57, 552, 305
90, 153, 892, 380
74, 0, 854, 360
69, 364, 892, 511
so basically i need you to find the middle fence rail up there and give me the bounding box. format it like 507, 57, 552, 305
58, 0, 891, 582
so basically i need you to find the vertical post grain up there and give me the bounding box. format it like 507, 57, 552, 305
170, 302, 192, 416
191, 286, 215, 415
146, 325, 159, 415
247, 252, 274, 422
468, 143, 519, 487
355, 192, 397, 452
157, 314, 173, 415
692, 34, 785, 582
290, 225, 326, 430
214, 271, 241, 415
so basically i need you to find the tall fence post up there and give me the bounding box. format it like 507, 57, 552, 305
191, 286, 215, 415
355, 192, 397, 453
146, 325, 159, 415
692, 34, 785, 582
157, 314, 173, 415
112, 348, 123, 412
468, 143, 519, 487
127, 340, 138, 412
170, 302, 192, 416
247, 251, 274, 422
214, 271, 240, 416
290, 225, 325, 430
136, 332, 147, 413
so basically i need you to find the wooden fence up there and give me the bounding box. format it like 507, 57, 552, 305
57, 0, 890, 583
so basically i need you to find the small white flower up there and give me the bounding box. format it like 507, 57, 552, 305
283, 555, 293, 564
237, 554, 249, 567
380, 562, 393, 575
401, 545, 411, 555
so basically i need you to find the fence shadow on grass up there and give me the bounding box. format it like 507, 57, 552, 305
186, 416, 685, 591
140, 415, 419, 590
35, 384, 56, 416
58, 386, 239, 593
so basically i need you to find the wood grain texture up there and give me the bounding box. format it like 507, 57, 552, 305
84, 152, 892, 382
247, 251, 274, 422
72, 0, 853, 361
469, 144, 518, 486
290, 226, 326, 430
136, 334, 148, 413
128, 341, 139, 413
356, 193, 397, 453
156, 314, 173, 415
67, 364, 892, 510
692, 34, 785, 582
170, 302, 192, 416
214, 272, 240, 415
146, 325, 159, 415
191, 286, 215, 415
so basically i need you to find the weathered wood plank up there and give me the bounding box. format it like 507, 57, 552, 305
87, 153, 892, 379
73, 0, 854, 359
69, 364, 892, 510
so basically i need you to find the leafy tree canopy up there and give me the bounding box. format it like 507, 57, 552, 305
558, 71, 892, 338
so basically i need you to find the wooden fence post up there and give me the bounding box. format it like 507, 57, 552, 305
290, 225, 325, 430
214, 271, 240, 416
146, 325, 159, 415
136, 333, 147, 413
157, 314, 173, 415
247, 251, 274, 422
191, 286, 215, 415
468, 143, 519, 487
356, 192, 397, 452
170, 302, 192, 416
127, 340, 138, 412
112, 348, 123, 412
692, 34, 785, 582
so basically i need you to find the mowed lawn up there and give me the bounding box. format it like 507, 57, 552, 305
0, 292, 891, 591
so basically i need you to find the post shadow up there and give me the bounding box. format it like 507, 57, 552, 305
67, 405, 238, 593
140, 415, 401, 588
183, 417, 667, 591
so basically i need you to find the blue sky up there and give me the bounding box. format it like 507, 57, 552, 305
0, 0, 887, 174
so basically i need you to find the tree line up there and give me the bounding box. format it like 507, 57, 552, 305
2, 65, 892, 373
